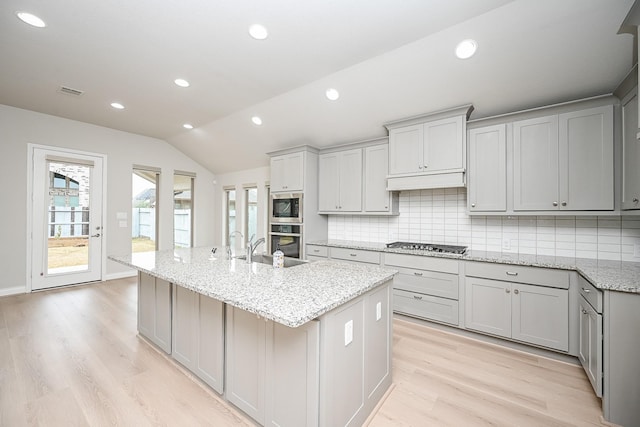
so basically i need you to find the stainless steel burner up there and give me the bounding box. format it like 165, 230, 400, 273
386, 241, 467, 254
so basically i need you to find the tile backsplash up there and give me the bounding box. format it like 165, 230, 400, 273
327, 188, 640, 261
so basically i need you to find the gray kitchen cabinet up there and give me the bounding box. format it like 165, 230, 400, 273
385, 105, 473, 190
305, 244, 328, 262
364, 284, 392, 403
138, 272, 172, 354
465, 263, 569, 352
318, 148, 362, 212
270, 152, 304, 193
172, 285, 224, 394
621, 87, 640, 210
579, 292, 602, 397
513, 105, 613, 211
468, 124, 506, 212
364, 144, 395, 213
385, 253, 460, 326
330, 247, 381, 265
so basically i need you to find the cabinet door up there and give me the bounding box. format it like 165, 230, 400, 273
388, 124, 423, 175
139, 275, 172, 354
138, 272, 155, 341
318, 152, 339, 211
364, 145, 391, 212
270, 153, 304, 192
579, 297, 602, 397
337, 148, 363, 212
513, 115, 559, 211
172, 285, 197, 368
464, 277, 511, 338
424, 115, 464, 172
622, 88, 640, 210
225, 306, 266, 424
196, 295, 225, 394
365, 284, 391, 401
265, 320, 319, 427
468, 124, 506, 211
511, 283, 568, 352
269, 156, 286, 192
559, 105, 613, 210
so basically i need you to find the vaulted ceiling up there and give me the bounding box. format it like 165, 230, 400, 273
0, 0, 635, 173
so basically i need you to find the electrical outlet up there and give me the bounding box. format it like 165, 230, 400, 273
376, 302, 382, 321
344, 320, 353, 346
502, 238, 511, 250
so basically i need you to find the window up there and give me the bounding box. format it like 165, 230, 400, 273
132, 166, 159, 253
224, 186, 236, 245
244, 186, 258, 244
174, 172, 195, 248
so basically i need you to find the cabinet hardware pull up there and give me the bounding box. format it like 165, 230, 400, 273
506, 271, 518, 276
418, 165, 423, 169
424, 164, 428, 169
505, 289, 511, 293
561, 201, 567, 206
413, 295, 423, 300
553, 201, 558, 206
313, 249, 319, 253
582, 309, 588, 314
414, 272, 423, 276
582, 288, 590, 293
471, 203, 476, 208
634, 198, 639, 203
514, 289, 519, 295
349, 253, 357, 257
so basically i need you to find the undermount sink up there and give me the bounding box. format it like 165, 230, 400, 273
250, 254, 308, 268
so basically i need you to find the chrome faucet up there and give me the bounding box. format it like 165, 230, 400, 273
227, 230, 243, 260
246, 234, 266, 263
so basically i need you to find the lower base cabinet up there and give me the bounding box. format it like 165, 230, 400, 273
172, 285, 225, 394
138, 272, 172, 354
225, 280, 392, 427
465, 276, 569, 352
578, 295, 602, 397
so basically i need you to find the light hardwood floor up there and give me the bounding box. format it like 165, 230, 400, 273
0, 278, 612, 426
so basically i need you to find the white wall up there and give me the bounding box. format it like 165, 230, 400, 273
328, 188, 640, 262
0, 104, 216, 294
213, 166, 270, 250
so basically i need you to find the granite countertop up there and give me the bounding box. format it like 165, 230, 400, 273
308, 240, 640, 294
109, 247, 397, 328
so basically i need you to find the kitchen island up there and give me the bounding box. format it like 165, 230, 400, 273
109, 247, 397, 427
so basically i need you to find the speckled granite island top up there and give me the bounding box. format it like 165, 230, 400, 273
309, 240, 640, 294
109, 247, 397, 327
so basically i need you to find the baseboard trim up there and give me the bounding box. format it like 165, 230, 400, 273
0, 286, 26, 297
104, 270, 137, 281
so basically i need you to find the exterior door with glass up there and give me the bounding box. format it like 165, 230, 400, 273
31, 147, 104, 290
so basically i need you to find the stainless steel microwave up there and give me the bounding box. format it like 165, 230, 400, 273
270, 193, 303, 223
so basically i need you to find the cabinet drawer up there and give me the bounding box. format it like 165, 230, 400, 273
578, 275, 602, 313
393, 268, 458, 300
331, 247, 381, 265
393, 289, 458, 326
384, 253, 458, 274
465, 262, 569, 289
306, 245, 328, 258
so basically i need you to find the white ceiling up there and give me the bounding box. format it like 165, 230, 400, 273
0, 0, 635, 174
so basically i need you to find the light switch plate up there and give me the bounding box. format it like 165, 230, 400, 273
344, 320, 353, 346
119, 220, 127, 228
116, 212, 127, 220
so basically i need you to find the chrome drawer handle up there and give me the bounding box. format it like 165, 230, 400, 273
349, 253, 357, 257
313, 249, 320, 253
413, 295, 423, 300
505, 289, 511, 294
414, 272, 423, 276
514, 289, 519, 295
506, 271, 518, 276
582, 288, 590, 293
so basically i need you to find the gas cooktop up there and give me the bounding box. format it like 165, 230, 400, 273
386, 241, 467, 254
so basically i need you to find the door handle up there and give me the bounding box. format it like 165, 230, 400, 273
91, 233, 101, 238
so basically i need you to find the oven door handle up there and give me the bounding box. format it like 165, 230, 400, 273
269, 232, 301, 237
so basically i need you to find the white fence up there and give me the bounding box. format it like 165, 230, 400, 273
48, 207, 89, 237
132, 208, 191, 247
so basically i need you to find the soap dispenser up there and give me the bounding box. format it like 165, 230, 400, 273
272, 244, 284, 268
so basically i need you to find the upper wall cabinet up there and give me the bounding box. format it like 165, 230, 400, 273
270, 152, 304, 193
318, 139, 398, 215
385, 105, 474, 191
621, 87, 640, 210
467, 96, 616, 215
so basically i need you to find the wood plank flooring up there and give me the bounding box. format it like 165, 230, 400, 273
0, 278, 613, 426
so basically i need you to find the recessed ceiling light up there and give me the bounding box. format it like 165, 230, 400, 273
326, 88, 340, 101
455, 39, 477, 59
174, 78, 190, 88
249, 24, 268, 40
16, 12, 46, 28
251, 116, 263, 126
110, 102, 125, 110
183, 123, 194, 129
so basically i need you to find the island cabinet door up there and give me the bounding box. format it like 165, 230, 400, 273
265, 320, 320, 427
225, 306, 266, 424
364, 282, 392, 402
138, 272, 172, 354
196, 295, 224, 394
172, 285, 198, 368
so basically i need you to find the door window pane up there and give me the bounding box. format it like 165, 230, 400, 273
174, 174, 194, 248
132, 169, 159, 253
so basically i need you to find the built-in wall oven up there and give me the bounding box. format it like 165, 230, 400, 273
269, 223, 302, 259
270, 193, 303, 224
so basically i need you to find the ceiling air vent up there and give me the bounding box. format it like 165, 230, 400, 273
58, 86, 84, 97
